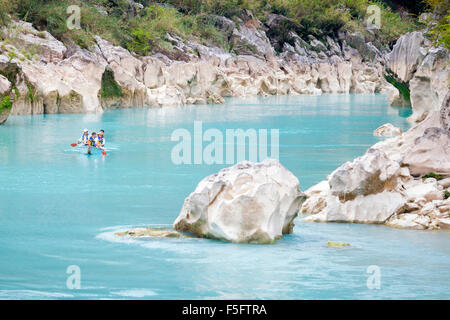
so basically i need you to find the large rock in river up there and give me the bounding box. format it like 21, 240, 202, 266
174, 159, 306, 243
301, 104, 450, 229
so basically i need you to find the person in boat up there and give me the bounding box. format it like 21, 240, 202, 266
96, 130, 105, 149
87, 132, 97, 147
86, 132, 98, 154
78, 129, 89, 145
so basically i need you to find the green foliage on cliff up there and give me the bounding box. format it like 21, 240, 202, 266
384, 69, 410, 103
424, 0, 450, 49
0, 95, 13, 113
126, 4, 226, 54
160, 0, 419, 44
101, 67, 122, 98
0, 0, 422, 54
0, 0, 14, 26
444, 190, 450, 199
423, 172, 443, 180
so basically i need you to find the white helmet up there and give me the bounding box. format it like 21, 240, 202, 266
83, 128, 88, 132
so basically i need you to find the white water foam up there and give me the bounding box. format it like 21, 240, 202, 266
110, 289, 157, 298
0, 290, 73, 300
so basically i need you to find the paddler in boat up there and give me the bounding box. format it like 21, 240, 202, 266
78, 129, 89, 145
96, 130, 105, 149
87, 132, 97, 154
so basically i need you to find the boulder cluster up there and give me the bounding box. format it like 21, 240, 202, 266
301, 94, 450, 230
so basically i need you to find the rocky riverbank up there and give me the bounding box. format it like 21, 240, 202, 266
0, 11, 447, 125
300, 92, 450, 230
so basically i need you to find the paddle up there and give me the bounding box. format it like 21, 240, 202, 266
71, 142, 78, 147
100, 148, 107, 156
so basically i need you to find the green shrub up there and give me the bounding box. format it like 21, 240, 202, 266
384, 69, 410, 103
423, 172, 443, 180
101, 68, 122, 98
0, 0, 15, 26
373, 0, 419, 45
0, 0, 423, 55
0, 95, 13, 112
424, 0, 450, 49
7, 51, 17, 62
444, 190, 450, 199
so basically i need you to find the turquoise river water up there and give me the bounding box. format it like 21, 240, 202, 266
0, 94, 449, 299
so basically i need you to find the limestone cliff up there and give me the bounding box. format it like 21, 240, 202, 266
0, 18, 401, 124
0, 17, 448, 126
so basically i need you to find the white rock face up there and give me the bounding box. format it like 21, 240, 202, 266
379, 82, 402, 105
303, 191, 406, 224
0, 74, 12, 125
386, 32, 427, 82
402, 127, 450, 176
441, 91, 450, 132
301, 100, 450, 230
302, 149, 405, 224
174, 159, 306, 243
0, 74, 10, 95
0, 18, 409, 120
409, 47, 449, 122
373, 123, 403, 136
329, 148, 400, 200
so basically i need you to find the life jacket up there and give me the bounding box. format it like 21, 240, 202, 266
88, 136, 96, 146
97, 135, 104, 144
81, 133, 88, 142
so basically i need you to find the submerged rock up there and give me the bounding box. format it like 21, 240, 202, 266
326, 241, 350, 248
174, 159, 306, 244
373, 123, 403, 136
115, 227, 183, 238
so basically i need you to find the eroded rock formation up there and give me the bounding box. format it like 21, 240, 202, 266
0, 18, 402, 124
301, 97, 450, 230
174, 159, 306, 243
373, 123, 403, 136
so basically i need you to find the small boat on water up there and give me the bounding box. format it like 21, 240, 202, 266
86, 145, 105, 155
73, 144, 106, 155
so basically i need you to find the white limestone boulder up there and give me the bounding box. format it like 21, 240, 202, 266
379, 82, 402, 106
409, 47, 449, 123
303, 191, 406, 224
373, 123, 403, 136
301, 149, 405, 224
0, 75, 11, 125
386, 213, 430, 230
174, 159, 306, 243
0, 74, 11, 95
386, 32, 427, 82
302, 104, 450, 229
402, 127, 450, 177
328, 148, 401, 201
